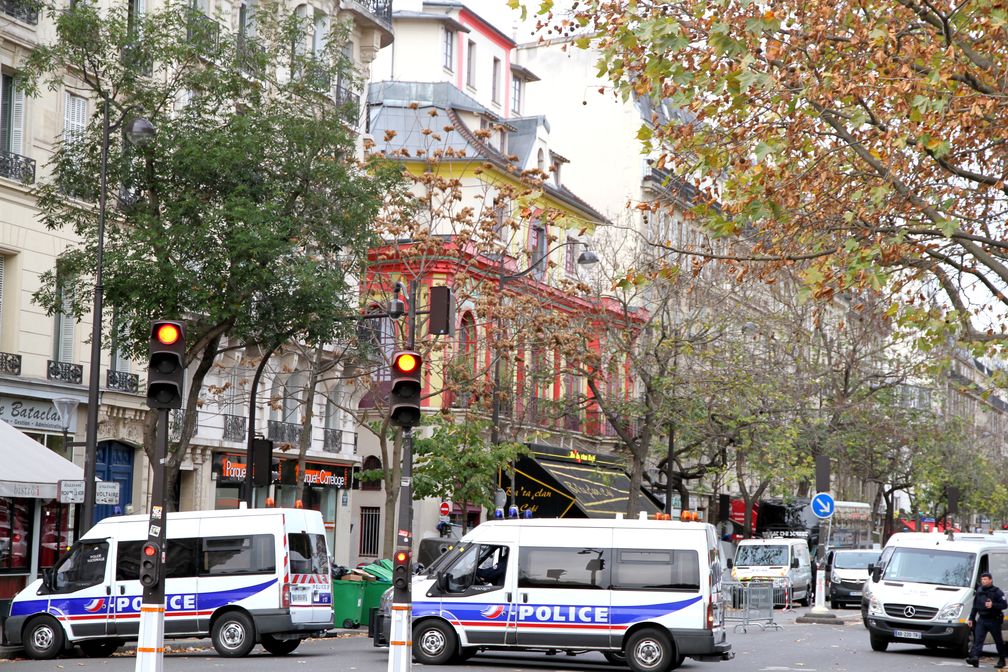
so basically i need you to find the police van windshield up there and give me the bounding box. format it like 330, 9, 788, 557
882, 548, 975, 587
833, 551, 879, 569
734, 545, 788, 567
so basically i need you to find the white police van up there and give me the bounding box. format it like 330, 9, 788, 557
374, 516, 733, 672
2, 508, 332, 659
866, 532, 1008, 655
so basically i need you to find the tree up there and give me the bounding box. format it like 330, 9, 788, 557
530, 0, 1008, 346
24, 0, 400, 506
412, 416, 526, 535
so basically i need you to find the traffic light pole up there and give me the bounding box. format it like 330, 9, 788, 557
134, 408, 168, 672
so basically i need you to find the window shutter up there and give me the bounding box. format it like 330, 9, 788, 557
0, 256, 5, 331
57, 287, 75, 362
10, 79, 25, 155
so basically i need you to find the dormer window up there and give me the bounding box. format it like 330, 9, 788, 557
536, 148, 545, 173
552, 162, 561, 186
511, 77, 522, 115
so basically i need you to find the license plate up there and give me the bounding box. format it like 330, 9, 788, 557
291, 591, 311, 604
850, 591, 861, 597
894, 630, 922, 640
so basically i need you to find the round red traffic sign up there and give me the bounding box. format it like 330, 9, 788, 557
439, 502, 451, 516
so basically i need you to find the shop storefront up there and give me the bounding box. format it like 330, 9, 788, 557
500, 444, 662, 518
210, 452, 355, 566
0, 418, 80, 601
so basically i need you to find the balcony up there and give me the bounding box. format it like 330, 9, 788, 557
169, 408, 199, 441
187, 10, 221, 58
106, 369, 139, 393
448, 390, 472, 410
0, 150, 36, 185
0, 352, 21, 376
268, 419, 305, 446
2, 0, 39, 24
343, 0, 391, 27
236, 35, 264, 76
323, 428, 341, 453
334, 83, 360, 123
222, 413, 246, 441
47, 360, 83, 385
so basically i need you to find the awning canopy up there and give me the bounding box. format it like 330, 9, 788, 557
0, 418, 84, 499
507, 445, 661, 518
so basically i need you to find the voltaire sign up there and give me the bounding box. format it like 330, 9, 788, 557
0, 396, 76, 433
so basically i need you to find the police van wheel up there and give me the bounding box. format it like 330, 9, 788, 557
212, 611, 257, 657
260, 635, 301, 655
23, 616, 65, 660
869, 635, 889, 652
626, 628, 676, 672
79, 640, 120, 657
412, 620, 457, 665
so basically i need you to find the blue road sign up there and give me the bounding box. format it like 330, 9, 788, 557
811, 492, 835, 519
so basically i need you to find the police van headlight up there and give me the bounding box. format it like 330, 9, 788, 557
938, 603, 963, 620
772, 577, 788, 587
869, 595, 883, 615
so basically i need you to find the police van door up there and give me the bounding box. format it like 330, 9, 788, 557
45, 540, 112, 640
436, 542, 516, 647
515, 527, 612, 649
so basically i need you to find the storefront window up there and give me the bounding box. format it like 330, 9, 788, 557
39, 499, 71, 569
0, 497, 32, 571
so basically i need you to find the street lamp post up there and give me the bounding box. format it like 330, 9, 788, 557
53, 396, 80, 537
490, 244, 598, 511
81, 101, 156, 531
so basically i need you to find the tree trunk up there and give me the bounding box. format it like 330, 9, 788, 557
882, 489, 895, 544
626, 447, 645, 518
675, 477, 689, 513
461, 498, 468, 536
295, 346, 324, 504
380, 431, 402, 559
164, 463, 181, 512
869, 483, 884, 545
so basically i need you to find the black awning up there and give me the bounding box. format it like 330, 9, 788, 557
506, 448, 661, 519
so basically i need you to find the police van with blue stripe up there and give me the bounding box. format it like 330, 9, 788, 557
373, 516, 733, 672
2, 508, 332, 659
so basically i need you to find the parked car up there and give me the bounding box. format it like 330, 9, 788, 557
824, 549, 879, 609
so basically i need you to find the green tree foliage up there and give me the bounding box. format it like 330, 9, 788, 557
22, 0, 401, 495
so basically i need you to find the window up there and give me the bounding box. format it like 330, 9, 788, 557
442, 544, 508, 593
492, 58, 501, 104
52, 541, 108, 592
203, 534, 276, 575
466, 40, 476, 88
612, 548, 700, 591
529, 222, 547, 279
518, 547, 608, 589
0, 255, 6, 333
536, 148, 545, 172
442, 27, 454, 71
0, 497, 31, 570
359, 506, 380, 557
565, 238, 579, 275
0, 74, 25, 158
288, 532, 329, 575
110, 308, 130, 372
117, 538, 199, 580
53, 278, 75, 363
238, 0, 256, 39
458, 312, 477, 377
511, 77, 522, 115
312, 9, 328, 57
360, 455, 382, 491
64, 92, 87, 142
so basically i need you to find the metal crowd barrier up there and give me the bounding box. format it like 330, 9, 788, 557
720, 581, 784, 632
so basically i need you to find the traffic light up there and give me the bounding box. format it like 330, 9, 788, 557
252, 438, 273, 488
389, 351, 422, 428
392, 549, 411, 591
147, 320, 185, 409
139, 542, 161, 588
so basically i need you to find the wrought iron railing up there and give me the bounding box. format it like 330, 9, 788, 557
47, 360, 83, 384
364, 0, 391, 24
106, 369, 139, 393
323, 427, 341, 452
1, 0, 39, 24
223, 413, 246, 441
187, 10, 220, 57
268, 419, 304, 446
236, 35, 264, 75
562, 406, 582, 431
449, 390, 472, 409
0, 352, 21, 376
169, 408, 198, 441
0, 150, 36, 184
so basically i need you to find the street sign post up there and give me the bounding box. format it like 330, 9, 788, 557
439, 501, 451, 517
811, 492, 835, 519
58, 480, 85, 504
96, 482, 120, 505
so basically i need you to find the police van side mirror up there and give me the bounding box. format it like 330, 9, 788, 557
871, 566, 882, 583
867, 563, 874, 576
41, 567, 53, 592
791, 557, 799, 569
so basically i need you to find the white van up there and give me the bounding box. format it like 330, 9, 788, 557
374, 517, 733, 672
2, 508, 332, 660
824, 548, 880, 609
865, 532, 1008, 655
728, 538, 813, 605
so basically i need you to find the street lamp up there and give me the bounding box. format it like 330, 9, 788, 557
53, 397, 80, 459
81, 100, 156, 531
490, 243, 598, 511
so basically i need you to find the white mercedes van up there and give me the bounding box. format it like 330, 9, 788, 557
2, 508, 332, 660
728, 538, 813, 605
865, 532, 1008, 655
374, 516, 733, 672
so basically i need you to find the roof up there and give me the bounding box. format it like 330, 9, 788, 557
392, 10, 469, 33
885, 532, 1008, 550
510, 62, 540, 82
0, 418, 85, 499
424, 1, 516, 48
367, 81, 609, 225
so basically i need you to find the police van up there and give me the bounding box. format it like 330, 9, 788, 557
865, 532, 1008, 655
374, 516, 733, 672
2, 508, 332, 659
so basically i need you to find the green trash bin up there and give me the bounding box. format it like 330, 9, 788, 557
361, 580, 392, 628
332, 579, 365, 629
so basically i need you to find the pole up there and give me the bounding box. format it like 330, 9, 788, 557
388, 280, 417, 672
134, 409, 168, 672
82, 95, 110, 532
244, 341, 280, 508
